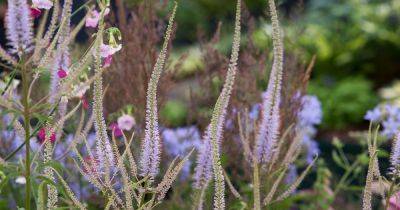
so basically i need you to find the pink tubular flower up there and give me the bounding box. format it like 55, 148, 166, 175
81, 96, 89, 110
85, 9, 110, 28
109, 122, 123, 138
30, 7, 42, 18
32, 0, 53, 9
57, 69, 67, 78
103, 55, 113, 68
389, 192, 400, 210
100, 44, 121, 58
85, 10, 100, 28
37, 128, 56, 144
117, 114, 135, 131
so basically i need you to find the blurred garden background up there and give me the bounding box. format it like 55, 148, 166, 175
0, 0, 399, 209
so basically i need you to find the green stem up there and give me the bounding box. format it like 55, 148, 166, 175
21, 62, 31, 210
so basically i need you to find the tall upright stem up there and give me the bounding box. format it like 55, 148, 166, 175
21, 62, 31, 210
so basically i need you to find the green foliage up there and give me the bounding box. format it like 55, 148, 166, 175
309, 77, 378, 129
160, 100, 188, 127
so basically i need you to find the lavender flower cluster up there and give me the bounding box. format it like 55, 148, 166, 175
162, 126, 202, 179
365, 104, 400, 138
297, 95, 322, 164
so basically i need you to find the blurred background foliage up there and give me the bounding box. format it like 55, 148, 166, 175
165, 0, 400, 130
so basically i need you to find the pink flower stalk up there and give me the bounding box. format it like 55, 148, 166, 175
193, 127, 213, 189
109, 122, 123, 138
117, 114, 135, 131
32, 0, 53, 9
30, 7, 42, 18
37, 127, 56, 144
57, 68, 67, 78
5, 0, 33, 55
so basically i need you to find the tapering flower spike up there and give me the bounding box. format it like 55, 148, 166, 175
193, 126, 213, 189
49, 0, 72, 104
194, 0, 241, 209
139, 2, 178, 179
5, 0, 33, 55
390, 132, 400, 175
255, 0, 284, 165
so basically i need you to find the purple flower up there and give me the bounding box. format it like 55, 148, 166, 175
364, 106, 382, 122
303, 136, 320, 164
382, 117, 400, 138
162, 126, 201, 156
160, 126, 199, 180
5, 0, 33, 55
285, 164, 298, 185
298, 95, 322, 126
296, 95, 322, 164
109, 122, 123, 138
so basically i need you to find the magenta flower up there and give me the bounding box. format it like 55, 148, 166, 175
103, 55, 113, 68
37, 127, 56, 144
30, 7, 42, 18
32, 0, 53, 9
389, 192, 400, 210
81, 96, 89, 110
57, 69, 67, 78
109, 122, 123, 137
117, 114, 135, 131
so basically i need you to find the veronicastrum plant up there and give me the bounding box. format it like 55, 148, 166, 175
192, 0, 316, 209
0, 0, 248, 209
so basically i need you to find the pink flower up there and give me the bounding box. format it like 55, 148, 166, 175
37, 128, 56, 144
117, 114, 136, 131
81, 96, 89, 110
85, 10, 100, 28
32, 0, 53, 10
109, 122, 123, 137
103, 55, 113, 68
100, 44, 121, 58
30, 7, 42, 18
85, 9, 110, 28
390, 192, 400, 210
57, 69, 67, 78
